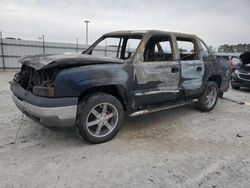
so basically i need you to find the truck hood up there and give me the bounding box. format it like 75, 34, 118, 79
18, 53, 124, 70
237, 52, 250, 72
240, 52, 250, 66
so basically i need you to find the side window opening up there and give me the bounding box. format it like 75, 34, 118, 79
200, 40, 211, 56
124, 38, 141, 60
144, 36, 173, 62
177, 37, 199, 61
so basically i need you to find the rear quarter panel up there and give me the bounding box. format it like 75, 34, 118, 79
203, 55, 230, 92
217, 56, 231, 92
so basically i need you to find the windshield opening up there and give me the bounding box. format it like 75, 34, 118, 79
83, 35, 142, 60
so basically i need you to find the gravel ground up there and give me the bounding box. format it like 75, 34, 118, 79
0, 71, 250, 188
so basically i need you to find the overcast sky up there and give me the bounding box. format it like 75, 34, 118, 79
0, 0, 250, 48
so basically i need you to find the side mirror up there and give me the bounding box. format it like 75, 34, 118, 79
201, 50, 210, 57
202, 52, 216, 61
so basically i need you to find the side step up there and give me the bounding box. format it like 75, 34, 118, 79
129, 99, 198, 117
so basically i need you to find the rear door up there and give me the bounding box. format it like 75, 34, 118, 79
176, 36, 204, 91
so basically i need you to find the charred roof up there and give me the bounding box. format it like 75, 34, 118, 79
103, 30, 197, 38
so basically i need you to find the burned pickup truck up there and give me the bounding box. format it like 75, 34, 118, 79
10, 30, 230, 143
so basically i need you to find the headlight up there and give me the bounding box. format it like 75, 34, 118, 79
33, 86, 55, 97
234, 69, 240, 74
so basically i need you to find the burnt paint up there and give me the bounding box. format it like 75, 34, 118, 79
130, 32, 206, 107
55, 63, 131, 97
18, 53, 124, 70
180, 60, 205, 90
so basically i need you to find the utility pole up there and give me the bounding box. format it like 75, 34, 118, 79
39, 35, 45, 54
84, 20, 90, 45
0, 31, 5, 71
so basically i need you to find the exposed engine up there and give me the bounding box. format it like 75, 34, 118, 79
14, 64, 60, 96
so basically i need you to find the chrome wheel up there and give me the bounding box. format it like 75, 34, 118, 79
206, 86, 217, 108
86, 103, 119, 137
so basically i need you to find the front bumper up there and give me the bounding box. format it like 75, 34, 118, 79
10, 82, 78, 127
231, 72, 250, 88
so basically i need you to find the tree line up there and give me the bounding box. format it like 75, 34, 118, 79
217, 44, 250, 53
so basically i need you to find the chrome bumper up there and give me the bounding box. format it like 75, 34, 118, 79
11, 93, 77, 127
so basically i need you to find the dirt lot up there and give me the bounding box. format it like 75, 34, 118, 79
0, 71, 250, 188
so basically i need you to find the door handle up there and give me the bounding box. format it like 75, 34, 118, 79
171, 67, 179, 73
197, 66, 202, 71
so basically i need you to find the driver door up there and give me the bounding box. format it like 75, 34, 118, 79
133, 35, 180, 106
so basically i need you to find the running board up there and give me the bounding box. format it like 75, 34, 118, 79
129, 99, 197, 117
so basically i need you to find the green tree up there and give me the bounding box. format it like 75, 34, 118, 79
218, 43, 250, 53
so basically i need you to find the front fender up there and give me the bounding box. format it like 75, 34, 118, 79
54, 64, 129, 97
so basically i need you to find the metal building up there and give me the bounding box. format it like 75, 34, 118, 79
0, 38, 115, 69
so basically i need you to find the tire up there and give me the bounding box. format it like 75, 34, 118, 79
219, 92, 224, 98
77, 92, 124, 144
231, 85, 240, 90
195, 81, 219, 112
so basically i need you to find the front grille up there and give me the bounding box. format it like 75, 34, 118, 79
238, 73, 250, 81
17, 64, 58, 92
16, 65, 41, 91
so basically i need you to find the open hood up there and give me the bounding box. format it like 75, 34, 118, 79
240, 52, 250, 66
18, 53, 124, 70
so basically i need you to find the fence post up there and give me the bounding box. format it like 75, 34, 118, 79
76, 38, 78, 52
105, 41, 107, 57
0, 31, 5, 71
42, 35, 45, 54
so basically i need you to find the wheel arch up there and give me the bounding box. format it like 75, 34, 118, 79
207, 75, 222, 88
78, 85, 128, 111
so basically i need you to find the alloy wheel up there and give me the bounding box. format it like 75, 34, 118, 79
206, 86, 217, 108
86, 103, 119, 137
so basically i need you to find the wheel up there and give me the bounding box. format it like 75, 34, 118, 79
195, 81, 219, 111
77, 92, 124, 144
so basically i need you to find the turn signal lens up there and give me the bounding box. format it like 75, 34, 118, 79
33, 86, 55, 97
